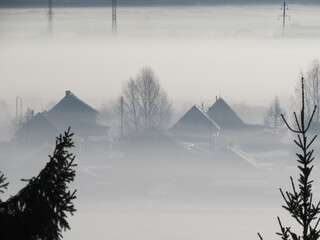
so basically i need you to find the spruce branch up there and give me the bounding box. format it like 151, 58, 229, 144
0, 127, 77, 240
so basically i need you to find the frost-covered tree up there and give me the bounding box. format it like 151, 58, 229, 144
0, 128, 77, 240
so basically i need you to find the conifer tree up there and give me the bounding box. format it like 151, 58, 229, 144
0, 172, 8, 198
0, 128, 77, 240
258, 77, 320, 239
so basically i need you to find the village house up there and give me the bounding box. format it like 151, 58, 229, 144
170, 105, 220, 149
15, 91, 109, 149
170, 97, 270, 151
206, 97, 265, 148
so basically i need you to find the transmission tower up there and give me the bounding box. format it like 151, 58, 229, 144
112, 0, 117, 34
278, 1, 290, 36
48, 0, 53, 34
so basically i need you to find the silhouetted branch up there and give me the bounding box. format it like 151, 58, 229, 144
306, 106, 317, 132
281, 113, 300, 133
0, 172, 8, 195
0, 127, 77, 240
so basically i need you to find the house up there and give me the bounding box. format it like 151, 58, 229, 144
206, 97, 265, 147
170, 105, 220, 149
15, 91, 109, 148
169, 97, 269, 151
48, 90, 108, 137
15, 111, 62, 147
207, 97, 244, 127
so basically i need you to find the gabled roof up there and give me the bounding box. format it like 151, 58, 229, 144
15, 111, 62, 137
49, 91, 98, 115
40, 111, 66, 132
206, 98, 244, 126
171, 105, 220, 131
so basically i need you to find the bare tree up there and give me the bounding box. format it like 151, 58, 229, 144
305, 59, 320, 123
135, 67, 160, 129
264, 96, 286, 133
293, 59, 320, 123
123, 77, 140, 132
122, 67, 173, 134
155, 89, 173, 128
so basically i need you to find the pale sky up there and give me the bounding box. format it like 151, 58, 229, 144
0, 5, 319, 112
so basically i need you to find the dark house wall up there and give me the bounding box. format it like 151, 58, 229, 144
48, 91, 106, 136
15, 113, 59, 148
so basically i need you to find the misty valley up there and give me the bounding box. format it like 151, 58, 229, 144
1, 3, 320, 240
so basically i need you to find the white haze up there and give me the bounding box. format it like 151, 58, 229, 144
1, 5, 320, 240
0, 5, 320, 111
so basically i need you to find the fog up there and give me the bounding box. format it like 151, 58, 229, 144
1, 4, 320, 240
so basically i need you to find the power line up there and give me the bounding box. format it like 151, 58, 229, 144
48, 0, 53, 34
112, 0, 117, 34
278, 1, 290, 36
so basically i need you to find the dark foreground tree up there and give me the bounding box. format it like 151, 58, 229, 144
258, 77, 320, 239
0, 172, 9, 197
0, 128, 77, 240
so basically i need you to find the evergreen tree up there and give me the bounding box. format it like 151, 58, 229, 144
0, 172, 9, 198
0, 128, 77, 240
258, 77, 320, 239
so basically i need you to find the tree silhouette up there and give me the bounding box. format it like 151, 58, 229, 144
258, 77, 320, 240
264, 96, 286, 133
0, 172, 9, 197
122, 66, 173, 134
0, 128, 77, 240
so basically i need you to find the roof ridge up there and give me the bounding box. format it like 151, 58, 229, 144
207, 97, 244, 125
193, 104, 221, 130
49, 91, 98, 114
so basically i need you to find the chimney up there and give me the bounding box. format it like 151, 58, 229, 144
66, 90, 71, 96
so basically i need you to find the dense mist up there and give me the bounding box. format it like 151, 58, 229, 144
1, 4, 320, 240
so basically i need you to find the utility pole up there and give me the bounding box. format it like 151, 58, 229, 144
120, 96, 124, 139
112, 0, 117, 34
20, 96, 22, 123
16, 95, 18, 124
48, 0, 53, 34
278, 1, 290, 36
